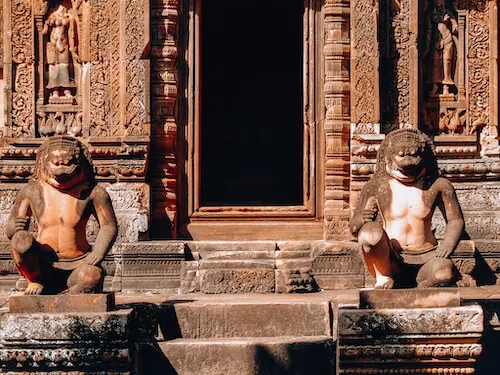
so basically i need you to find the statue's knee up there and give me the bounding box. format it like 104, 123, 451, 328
358, 222, 385, 251
420, 258, 454, 285
76, 265, 103, 286
11, 231, 34, 255
433, 259, 454, 284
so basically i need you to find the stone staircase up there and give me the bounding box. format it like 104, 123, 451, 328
136, 295, 337, 374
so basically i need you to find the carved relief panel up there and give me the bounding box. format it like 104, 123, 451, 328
2, 0, 151, 181
352, 0, 498, 182
418, 0, 498, 158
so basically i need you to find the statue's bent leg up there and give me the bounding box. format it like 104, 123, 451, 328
358, 222, 395, 289
67, 265, 103, 294
11, 231, 47, 294
416, 257, 455, 288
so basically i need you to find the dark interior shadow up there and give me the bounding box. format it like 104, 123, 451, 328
473, 300, 500, 375
472, 251, 497, 286
115, 301, 193, 375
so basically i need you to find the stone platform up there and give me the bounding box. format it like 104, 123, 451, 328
0, 288, 499, 374
9, 293, 115, 313
0, 294, 131, 375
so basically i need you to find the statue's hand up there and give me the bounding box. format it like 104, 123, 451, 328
85, 251, 104, 266
72, 51, 81, 64
435, 246, 453, 259
15, 216, 30, 232
362, 209, 377, 223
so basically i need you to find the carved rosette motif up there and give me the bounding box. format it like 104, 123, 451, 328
10, 0, 34, 137
324, 0, 351, 240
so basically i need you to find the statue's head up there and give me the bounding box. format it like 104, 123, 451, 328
33, 136, 94, 190
376, 128, 438, 183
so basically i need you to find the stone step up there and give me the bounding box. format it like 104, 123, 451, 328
159, 300, 332, 339
139, 336, 335, 375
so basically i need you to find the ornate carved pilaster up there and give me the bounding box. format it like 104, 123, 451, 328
324, 0, 351, 240
87, 0, 111, 136
124, 0, 150, 136
8, 0, 35, 138
468, 0, 499, 156
380, 0, 419, 131
150, 0, 178, 236
351, 0, 379, 130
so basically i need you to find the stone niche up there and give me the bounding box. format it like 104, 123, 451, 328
0, 0, 152, 291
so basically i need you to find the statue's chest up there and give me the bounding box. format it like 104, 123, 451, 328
38, 185, 87, 225
386, 180, 434, 220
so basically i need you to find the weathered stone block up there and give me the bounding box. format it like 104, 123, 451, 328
359, 288, 460, 309
339, 305, 483, 337
200, 268, 275, 294
0, 309, 133, 374
337, 304, 483, 374
312, 242, 365, 290
9, 293, 115, 313
117, 242, 185, 293
0, 310, 132, 342
149, 336, 335, 375
159, 301, 331, 339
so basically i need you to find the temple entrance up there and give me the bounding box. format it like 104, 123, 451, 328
200, 0, 304, 207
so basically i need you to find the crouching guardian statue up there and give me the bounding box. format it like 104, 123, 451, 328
350, 128, 464, 289
6, 136, 118, 294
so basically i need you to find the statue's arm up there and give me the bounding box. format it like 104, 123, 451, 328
435, 178, 464, 258
68, 15, 80, 63
349, 180, 378, 236
6, 186, 32, 240
85, 186, 118, 266
451, 18, 458, 34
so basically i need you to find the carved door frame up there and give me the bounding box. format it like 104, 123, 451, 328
180, 0, 324, 240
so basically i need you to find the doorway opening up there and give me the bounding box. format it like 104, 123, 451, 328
200, 0, 304, 206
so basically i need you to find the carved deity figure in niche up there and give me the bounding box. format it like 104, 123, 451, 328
43, 3, 80, 101
350, 129, 464, 289
424, 0, 458, 96
6, 136, 118, 295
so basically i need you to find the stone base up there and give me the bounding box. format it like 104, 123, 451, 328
0, 309, 132, 374
359, 287, 460, 309
337, 293, 484, 374
9, 293, 115, 313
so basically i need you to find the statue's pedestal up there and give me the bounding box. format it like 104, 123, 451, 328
0, 294, 132, 374
9, 293, 115, 313
337, 289, 484, 374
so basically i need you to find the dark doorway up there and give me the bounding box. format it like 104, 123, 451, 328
200, 0, 304, 206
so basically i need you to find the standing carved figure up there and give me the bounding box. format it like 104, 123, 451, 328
43, 4, 80, 100
350, 129, 464, 289
424, 0, 458, 96
6, 136, 118, 294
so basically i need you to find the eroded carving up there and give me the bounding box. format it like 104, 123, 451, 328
424, 0, 458, 97
43, 3, 80, 103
